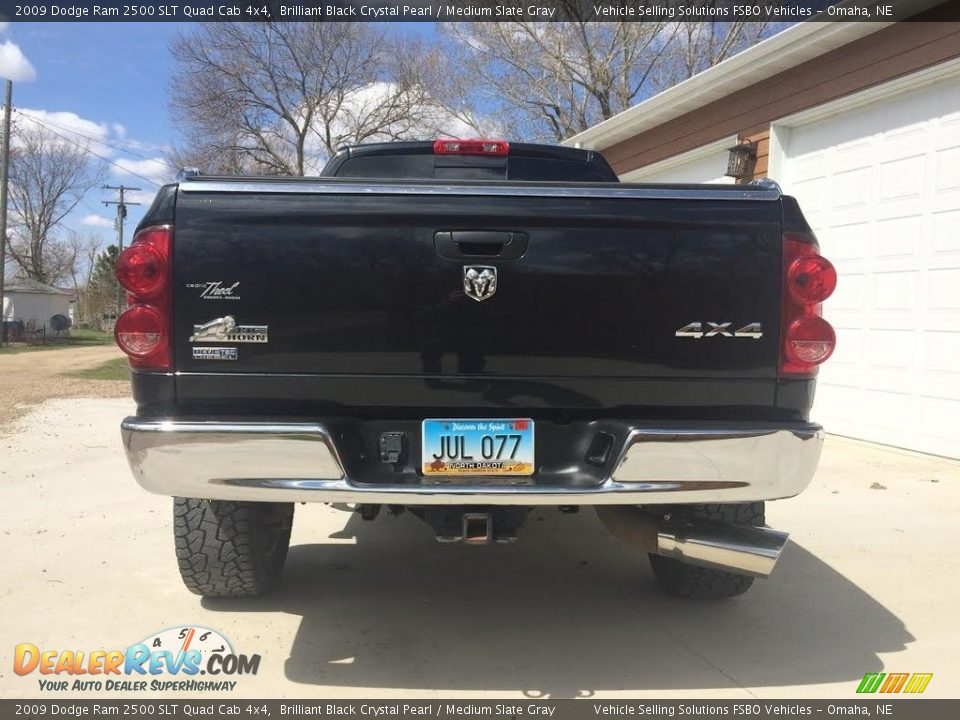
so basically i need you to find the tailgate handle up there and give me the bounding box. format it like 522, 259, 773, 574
435, 231, 528, 260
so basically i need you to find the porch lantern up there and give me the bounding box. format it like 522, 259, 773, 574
725, 139, 757, 180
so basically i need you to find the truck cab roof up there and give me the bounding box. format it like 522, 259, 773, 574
320, 140, 619, 183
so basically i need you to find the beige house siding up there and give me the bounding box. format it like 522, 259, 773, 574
737, 127, 771, 184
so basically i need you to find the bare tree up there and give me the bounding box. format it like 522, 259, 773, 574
169, 23, 463, 176
62, 230, 102, 323
167, 143, 252, 178
650, 21, 784, 91
6, 124, 105, 285
442, 15, 774, 142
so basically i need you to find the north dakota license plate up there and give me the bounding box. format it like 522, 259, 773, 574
422, 419, 535, 476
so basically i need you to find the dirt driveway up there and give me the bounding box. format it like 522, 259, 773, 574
0, 345, 127, 427
0, 397, 958, 699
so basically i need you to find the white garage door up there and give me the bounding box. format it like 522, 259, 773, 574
620, 137, 735, 184
779, 70, 960, 458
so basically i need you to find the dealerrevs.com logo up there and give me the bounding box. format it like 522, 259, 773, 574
14, 626, 260, 692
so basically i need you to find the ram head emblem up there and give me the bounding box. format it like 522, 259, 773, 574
463, 266, 497, 302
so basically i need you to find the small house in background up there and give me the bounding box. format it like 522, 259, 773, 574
2, 277, 74, 327
56, 287, 80, 323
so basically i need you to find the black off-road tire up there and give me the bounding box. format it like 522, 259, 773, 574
173, 498, 294, 598
649, 502, 765, 600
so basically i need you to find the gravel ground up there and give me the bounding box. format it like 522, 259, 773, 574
0, 345, 129, 429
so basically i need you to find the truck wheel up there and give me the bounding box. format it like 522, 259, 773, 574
649, 502, 764, 600
173, 498, 294, 598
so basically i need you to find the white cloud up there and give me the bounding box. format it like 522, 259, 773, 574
291, 81, 491, 174
118, 153, 169, 203
0, 39, 36, 82
110, 157, 171, 182
16, 110, 172, 183
15, 108, 110, 154
341, 81, 480, 138
80, 214, 114, 229
109, 157, 173, 206
13, 104, 172, 227
120, 137, 170, 154
16, 108, 172, 206
0, 23, 10, 34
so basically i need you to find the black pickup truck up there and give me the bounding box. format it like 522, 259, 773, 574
117, 140, 836, 600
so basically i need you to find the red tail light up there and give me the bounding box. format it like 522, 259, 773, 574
785, 316, 836, 366
787, 253, 837, 304
433, 138, 509, 156
781, 233, 836, 376
116, 241, 165, 299
115, 305, 165, 357
114, 225, 172, 370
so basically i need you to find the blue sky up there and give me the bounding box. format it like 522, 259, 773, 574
6, 22, 187, 236
3, 21, 436, 246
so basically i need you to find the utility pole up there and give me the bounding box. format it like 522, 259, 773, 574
0, 80, 12, 347
103, 185, 141, 316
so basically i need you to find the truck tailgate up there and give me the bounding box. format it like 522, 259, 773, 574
171, 180, 784, 410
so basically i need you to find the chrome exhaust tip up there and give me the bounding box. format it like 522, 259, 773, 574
657, 519, 789, 578
595, 507, 790, 578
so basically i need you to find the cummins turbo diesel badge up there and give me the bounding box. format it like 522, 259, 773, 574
189, 316, 268, 343
193, 347, 238, 361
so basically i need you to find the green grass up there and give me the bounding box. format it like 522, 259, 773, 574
0, 328, 114, 354
63, 356, 129, 381
67, 328, 115, 345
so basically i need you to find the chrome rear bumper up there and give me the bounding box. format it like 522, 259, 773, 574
121, 418, 823, 505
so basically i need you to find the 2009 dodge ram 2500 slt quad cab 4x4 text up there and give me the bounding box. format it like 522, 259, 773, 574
117, 139, 836, 600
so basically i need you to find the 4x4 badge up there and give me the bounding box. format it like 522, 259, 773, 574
463, 266, 497, 302
675, 321, 763, 339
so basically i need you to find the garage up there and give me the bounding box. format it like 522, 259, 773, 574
566, 7, 960, 458
620, 137, 735, 184
776, 68, 960, 458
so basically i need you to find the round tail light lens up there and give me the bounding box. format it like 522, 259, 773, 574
785, 315, 836, 367
116, 242, 166, 298
788, 254, 837, 304
115, 305, 165, 358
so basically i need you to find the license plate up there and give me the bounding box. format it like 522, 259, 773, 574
422, 419, 535, 476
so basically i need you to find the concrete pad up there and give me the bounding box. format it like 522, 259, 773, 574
0, 398, 958, 699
